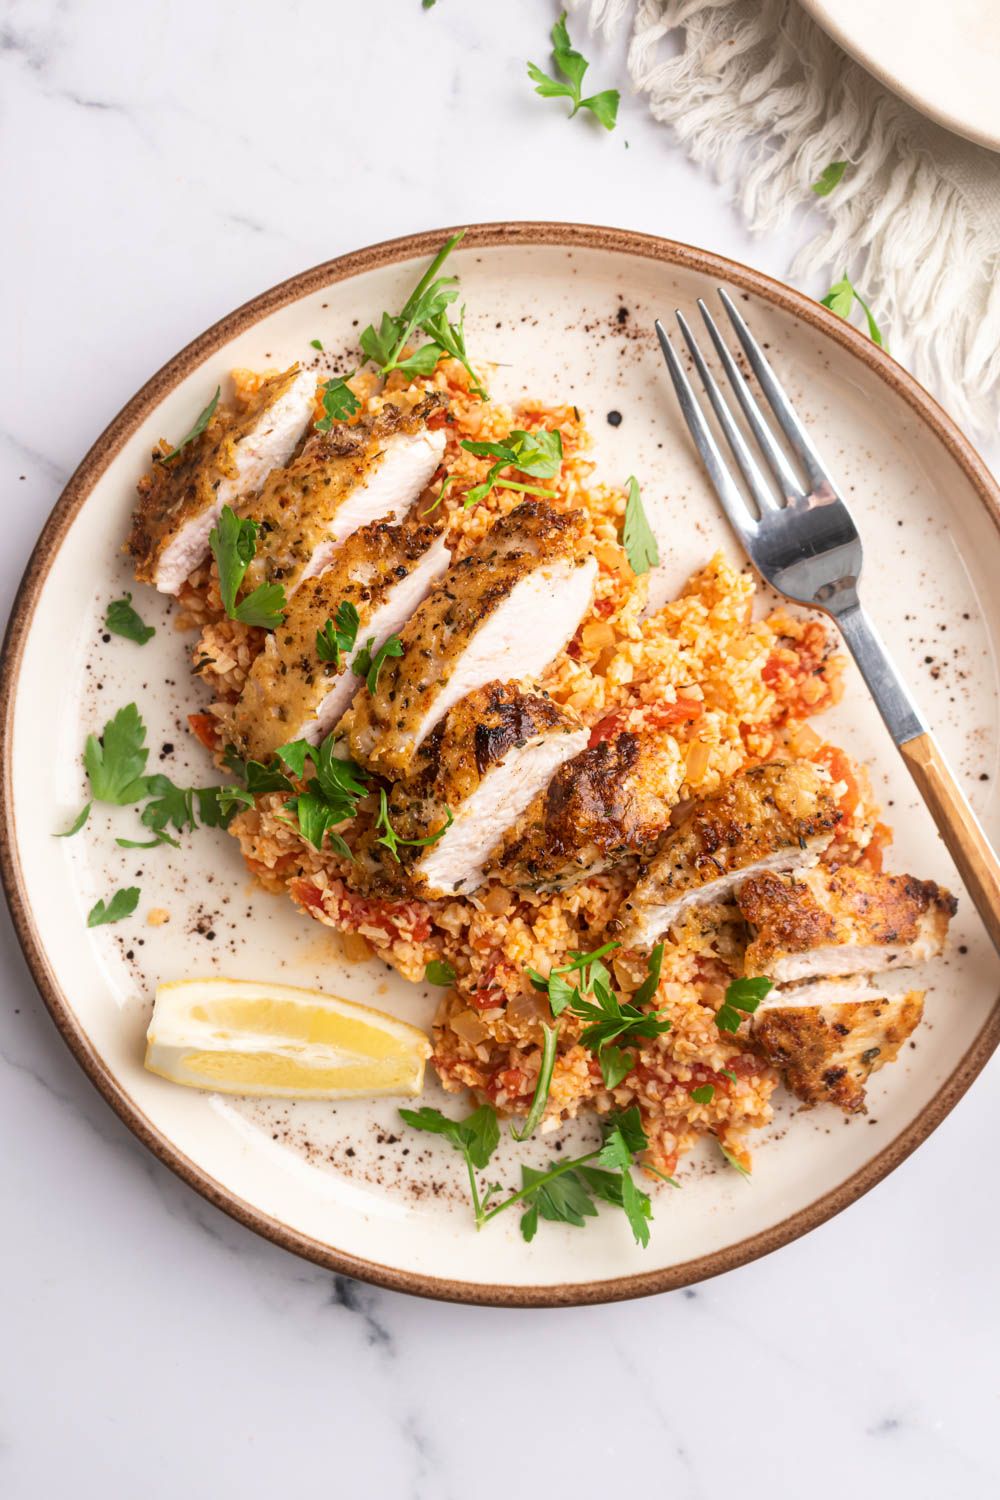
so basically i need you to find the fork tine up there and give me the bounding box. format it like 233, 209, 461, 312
717, 287, 830, 492
696, 299, 804, 505
654, 319, 758, 548
675, 309, 780, 514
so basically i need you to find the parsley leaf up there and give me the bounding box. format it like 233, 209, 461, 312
84, 703, 149, 805
425, 959, 457, 986
87, 886, 140, 927
310, 338, 324, 351
55, 802, 92, 838
718, 1139, 752, 1180
316, 374, 361, 429
691, 1084, 715, 1105
632, 940, 664, 1008
714, 976, 773, 1034
316, 600, 360, 666
155, 386, 220, 464
269, 734, 369, 853
399, 1103, 500, 1221
420, 303, 487, 397
821, 273, 886, 348
812, 160, 847, 196
209, 505, 286, 629
459, 428, 563, 508
510, 1022, 559, 1142
528, 12, 620, 131
136, 775, 239, 841
375, 789, 452, 862
622, 475, 659, 575
106, 593, 155, 645
352, 632, 403, 694
598, 1045, 634, 1090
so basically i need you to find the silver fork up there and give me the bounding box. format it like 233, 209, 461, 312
656, 290, 1000, 954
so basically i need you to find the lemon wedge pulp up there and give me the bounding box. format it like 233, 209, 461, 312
144, 978, 431, 1099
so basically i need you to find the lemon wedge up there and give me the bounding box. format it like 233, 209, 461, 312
144, 978, 431, 1099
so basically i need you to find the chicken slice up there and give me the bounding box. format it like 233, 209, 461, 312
751, 981, 924, 1113
345, 500, 598, 779
128, 366, 317, 594
738, 866, 956, 982
487, 727, 681, 892
616, 761, 841, 951
379, 683, 589, 897
239, 395, 445, 600
226, 519, 451, 763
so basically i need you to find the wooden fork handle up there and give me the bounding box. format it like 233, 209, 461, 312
900, 731, 1000, 952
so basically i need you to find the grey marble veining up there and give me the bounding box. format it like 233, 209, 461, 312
3, 2, 1000, 1496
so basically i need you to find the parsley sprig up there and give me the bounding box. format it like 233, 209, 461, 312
209, 505, 286, 630
510, 1021, 560, 1142
527, 942, 669, 1088
714, 976, 773, 1033
316, 601, 361, 667
459, 428, 563, 508
375, 789, 452, 862
87, 886, 140, 928
155, 386, 220, 464
358, 232, 487, 398
622, 475, 659, 575
400, 1102, 653, 1246
263, 734, 370, 856
316, 374, 361, 427
528, 12, 620, 131
821, 273, 886, 348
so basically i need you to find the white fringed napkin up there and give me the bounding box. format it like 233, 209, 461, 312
571, 0, 1000, 434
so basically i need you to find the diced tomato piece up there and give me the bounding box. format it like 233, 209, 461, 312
588, 697, 703, 747
812, 743, 860, 816
188, 712, 220, 751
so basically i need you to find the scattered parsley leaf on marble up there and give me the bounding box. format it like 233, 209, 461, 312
821, 273, 886, 348
527, 12, 620, 131
812, 160, 847, 196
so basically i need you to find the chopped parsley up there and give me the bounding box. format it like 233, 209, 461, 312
270, 734, 369, 855
105, 593, 155, 645
310, 338, 324, 351
821, 273, 886, 348
714, 976, 773, 1034
425, 959, 457, 986
316, 600, 361, 667
316, 374, 361, 428
459, 428, 563, 508
209, 505, 286, 629
510, 1022, 560, 1142
375, 788, 452, 862
400, 1102, 653, 1246
155, 386, 220, 464
528, 12, 620, 131
690, 1084, 715, 1105
352, 632, 403, 694
87, 886, 140, 928
54, 803, 92, 838
812, 160, 847, 196
621, 475, 659, 575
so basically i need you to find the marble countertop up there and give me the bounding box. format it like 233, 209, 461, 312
3, 2, 999, 1495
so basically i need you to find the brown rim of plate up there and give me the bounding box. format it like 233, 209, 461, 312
3, 221, 999, 1308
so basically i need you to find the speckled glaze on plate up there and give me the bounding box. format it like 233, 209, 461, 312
3, 223, 1000, 1306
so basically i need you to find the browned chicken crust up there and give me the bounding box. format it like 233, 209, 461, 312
239, 394, 445, 597
127, 366, 304, 584
752, 992, 924, 1113
345, 500, 594, 779
739, 866, 956, 979
225, 518, 446, 763
617, 761, 842, 948
487, 728, 678, 890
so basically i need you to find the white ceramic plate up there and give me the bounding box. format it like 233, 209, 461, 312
3, 224, 1000, 1305
801, 0, 1000, 150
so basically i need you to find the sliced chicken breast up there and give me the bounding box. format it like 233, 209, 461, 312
226, 519, 451, 763
346, 501, 597, 779
129, 366, 317, 594
738, 866, 956, 983
616, 761, 841, 951
751, 981, 924, 1113
239, 396, 445, 600
381, 683, 589, 897
487, 726, 681, 892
